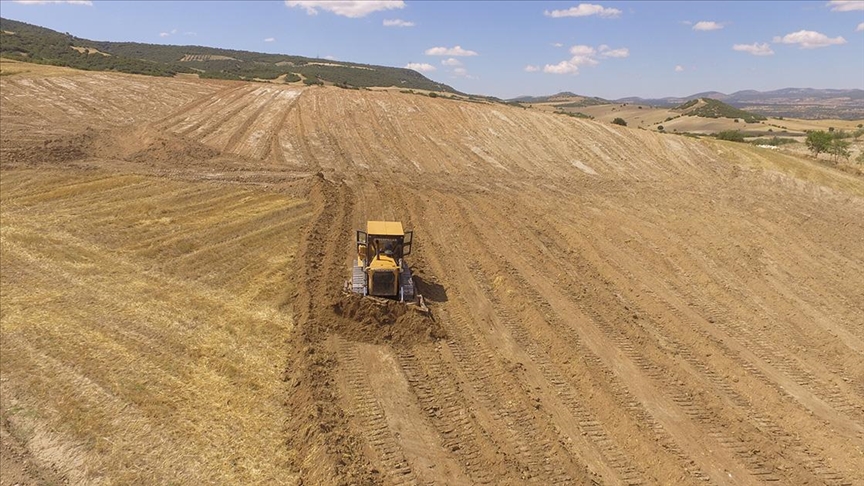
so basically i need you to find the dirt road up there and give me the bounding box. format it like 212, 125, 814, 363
2, 69, 862, 485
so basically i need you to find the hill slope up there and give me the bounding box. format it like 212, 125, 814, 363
0, 17, 457, 91
674, 97, 767, 123
2, 66, 863, 486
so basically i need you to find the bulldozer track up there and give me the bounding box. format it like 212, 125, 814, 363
396, 347, 498, 484
456, 256, 646, 485
532, 233, 855, 484
442, 329, 575, 485
337, 337, 419, 486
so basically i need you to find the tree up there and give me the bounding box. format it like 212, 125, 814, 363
612, 117, 627, 126
805, 131, 833, 157
828, 138, 850, 162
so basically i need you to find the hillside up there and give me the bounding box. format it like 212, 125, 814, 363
0, 17, 457, 92
674, 97, 767, 123
511, 91, 610, 105
2, 63, 864, 486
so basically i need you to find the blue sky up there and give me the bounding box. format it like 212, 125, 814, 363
3, 1, 863, 99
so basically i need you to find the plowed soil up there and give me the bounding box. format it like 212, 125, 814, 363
2, 66, 863, 485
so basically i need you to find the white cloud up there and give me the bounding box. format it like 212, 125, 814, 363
383, 18, 414, 27
159, 32, 170, 37
405, 62, 436, 72
675, 65, 684, 72
525, 65, 540, 72
543, 60, 581, 74
425, 45, 478, 56
773, 30, 847, 48
171, 29, 178, 34
324, 55, 337, 60
183, 32, 197, 36
285, 0, 404, 18
733, 42, 774, 56
544, 3, 622, 18
693, 21, 723, 31
680, 20, 693, 26
264, 37, 276, 42
13, 0, 93, 4
569, 45, 596, 56
857, 22, 864, 31
827, 1, 864, 11
452, 67, 477, 80
543, 43, 627, 74
441, 58, 462, 66
599, 45, 629, 58
552, 42, 564, 47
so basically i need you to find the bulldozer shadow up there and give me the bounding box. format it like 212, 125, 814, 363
413, 275, 448, 303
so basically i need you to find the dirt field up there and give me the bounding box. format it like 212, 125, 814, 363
2, 64, 863, 485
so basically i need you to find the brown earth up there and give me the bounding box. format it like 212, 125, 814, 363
2, 64, 863, 485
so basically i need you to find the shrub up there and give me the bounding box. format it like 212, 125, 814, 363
612, 117, 627, 126
428, 91, 438, 98
749, 137, 796, 146
715, 130, 745, 142
657, 125, 664, 131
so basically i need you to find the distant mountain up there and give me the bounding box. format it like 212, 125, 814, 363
616, 88, 864, 119
0, 17, 459, 93
617, 88, 864, 106
512, 91, 577, 103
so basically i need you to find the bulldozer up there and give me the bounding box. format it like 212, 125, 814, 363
346, 220, 427, 310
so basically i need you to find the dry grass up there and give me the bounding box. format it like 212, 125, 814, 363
0, 58, 84, 78
0, 169, 312, 484
705, 138, 864, 197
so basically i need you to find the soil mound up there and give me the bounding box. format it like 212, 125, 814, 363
331, 293, 445, 347
3, 125, 221, 167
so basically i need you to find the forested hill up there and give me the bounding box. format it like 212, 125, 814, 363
0, 17, 458, 92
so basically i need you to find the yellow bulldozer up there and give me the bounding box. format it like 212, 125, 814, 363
346, 220, 426, 310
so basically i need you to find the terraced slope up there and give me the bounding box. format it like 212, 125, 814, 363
2, 67, 863, 485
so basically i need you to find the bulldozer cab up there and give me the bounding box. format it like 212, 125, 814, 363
348, 220, 422, 306
357, 221, 412, 263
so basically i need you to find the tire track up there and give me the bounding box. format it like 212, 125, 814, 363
152, 83, 247, 130
217, 87, 282, 155
266, 91, 301, 166
160, 84, 255, 136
